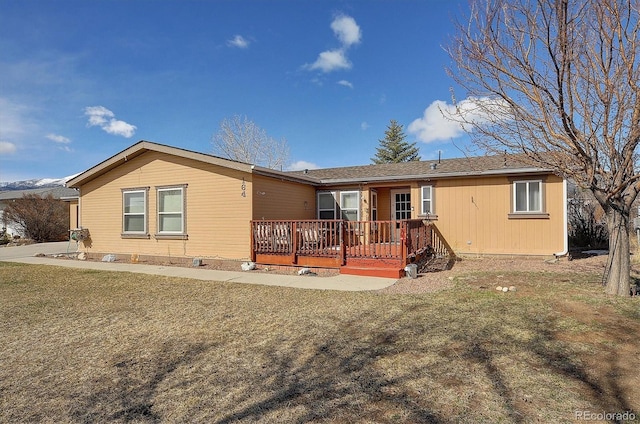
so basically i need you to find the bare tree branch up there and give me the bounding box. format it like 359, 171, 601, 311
447, 0, 640, 295
212, 115, 290, 170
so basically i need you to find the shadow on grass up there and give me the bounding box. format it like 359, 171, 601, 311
214, 301, 638, 423
216, 326, 442, 423
70, 341, 212, 423
67, 292, 638, 422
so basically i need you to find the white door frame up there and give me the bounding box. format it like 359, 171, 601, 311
390, 189, 411, 242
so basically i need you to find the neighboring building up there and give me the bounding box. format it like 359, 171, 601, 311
66, 141, 567, 275
0, 187, 79, 238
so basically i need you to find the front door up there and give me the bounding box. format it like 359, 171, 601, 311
391, 189, 411, 242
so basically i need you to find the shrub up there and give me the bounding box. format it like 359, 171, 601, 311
3, 194, 69, 242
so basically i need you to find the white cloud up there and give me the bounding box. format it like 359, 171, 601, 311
361, 122, 369, 130
85, 106, 137, 138
306, 49, 351, 73
304, 14, 361, 74
409, 97, 509, 143
408, 100, 464, 143
84, 105, 114, 126
0, 141, 17, 154
46, 133, 71, 144
227, 35, 250, 49
337, 80, 353, 89
103, 119, 137, 138
331, 15, 361, 47
288, 160, 320, 171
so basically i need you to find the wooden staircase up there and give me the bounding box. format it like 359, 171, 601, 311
340, 257, 405, 279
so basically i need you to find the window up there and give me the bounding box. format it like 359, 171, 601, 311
157, 187, 185, 234
318, 192, 337, 219
371, 190, 378, 221
340, 191, 359, 221
421, 185, 433, 215
514, 180, 542, 212
122, 189, 148, 236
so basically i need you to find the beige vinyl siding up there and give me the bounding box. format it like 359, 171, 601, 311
252, 175, 316, 220
79, 150, 253, 260
68, 199, 79, 231
328, 175, 564, 256
431, 174, 565, 256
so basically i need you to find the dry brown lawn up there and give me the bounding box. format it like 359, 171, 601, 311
1, 259, 639, 423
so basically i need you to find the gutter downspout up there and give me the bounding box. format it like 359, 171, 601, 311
555, 178, 569, 257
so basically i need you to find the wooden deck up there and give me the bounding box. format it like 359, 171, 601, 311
250, 219, 454, 278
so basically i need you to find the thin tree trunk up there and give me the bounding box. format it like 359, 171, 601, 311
604, 208, 631, 296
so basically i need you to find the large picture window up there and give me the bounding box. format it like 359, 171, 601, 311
122, 188, 148, 236
157, 187, 185, 234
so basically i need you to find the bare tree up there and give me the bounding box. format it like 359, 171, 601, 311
4, 194, 69, 242
212, 115, 290, 170
447, 0, 640, 296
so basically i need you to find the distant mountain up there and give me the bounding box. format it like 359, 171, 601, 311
0, 175, 78, 191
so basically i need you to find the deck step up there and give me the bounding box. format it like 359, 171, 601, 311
340, 266, 403, 279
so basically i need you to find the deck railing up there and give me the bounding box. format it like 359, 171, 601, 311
251, 220, 343, 257
429, 224, 455, 258
342, 220, 404, 259
250, 219, 454, 267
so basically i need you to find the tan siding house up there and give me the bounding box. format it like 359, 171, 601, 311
67, 141, 317, 261
67, 140, 567, 268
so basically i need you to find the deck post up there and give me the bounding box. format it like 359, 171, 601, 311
401, 220, 407, 266
291, 221, 298, 264
250, 220, 256, 262
339, 220, 346, 266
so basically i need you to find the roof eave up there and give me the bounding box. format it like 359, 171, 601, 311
252, 167, 321, 185
315, 167, 555, 185
66, 140, 255, 188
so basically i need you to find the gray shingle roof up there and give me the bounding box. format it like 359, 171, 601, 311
0, 187, 79, 201
290, 154, 551, 184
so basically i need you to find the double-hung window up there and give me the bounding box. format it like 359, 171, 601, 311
509, 179, 549, 219
122, 188, 148, 237
318, 192, 337, 219
421, 185, 434, 215
340, 191, 359, 221
514, 180, 542, 213
156, 185, 187, 237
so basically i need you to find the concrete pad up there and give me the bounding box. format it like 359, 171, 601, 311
0, 242, 397, 291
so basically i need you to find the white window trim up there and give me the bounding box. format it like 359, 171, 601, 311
122, 189, 148, 236
317, 191, 337, 220
421, 185, 434, 215
157, 186, 185, 234
513, 180, 543, 213
340, 191, 360, 221
370, 190, 378, 221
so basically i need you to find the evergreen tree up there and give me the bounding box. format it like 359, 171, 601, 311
371, 120, 420, 164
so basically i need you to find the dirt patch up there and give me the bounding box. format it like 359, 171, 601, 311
379, 254, 611, 294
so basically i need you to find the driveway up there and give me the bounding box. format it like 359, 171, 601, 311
0, 241, 397, 291
0, 241, 72, 260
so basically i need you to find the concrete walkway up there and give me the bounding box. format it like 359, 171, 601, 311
0, 242, 397, 291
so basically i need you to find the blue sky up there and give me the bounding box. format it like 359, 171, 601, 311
0, 0, 473, 182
